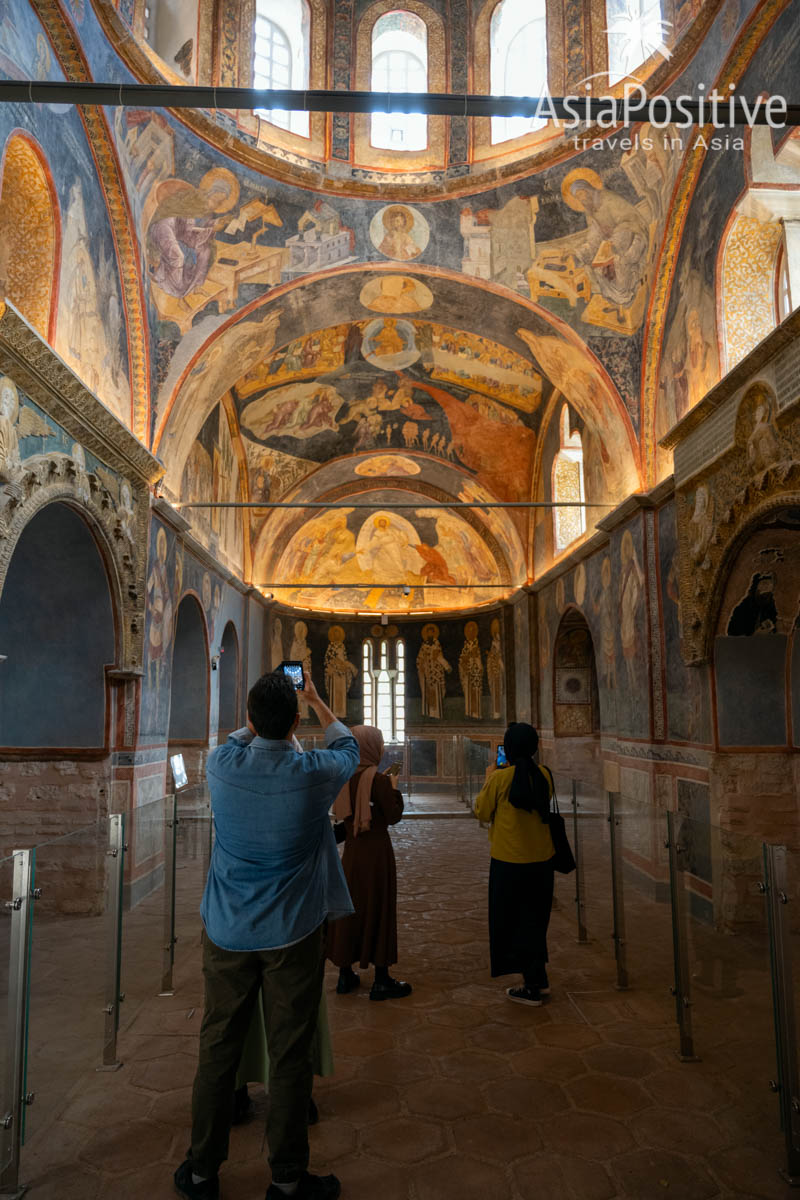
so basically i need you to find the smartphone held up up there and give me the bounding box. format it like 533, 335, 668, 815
279, 660, 305, 690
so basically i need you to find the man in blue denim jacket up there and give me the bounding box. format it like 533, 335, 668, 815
175, 669, 358, 1200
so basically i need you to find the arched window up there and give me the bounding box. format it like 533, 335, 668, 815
362, 637, 405, 740
490, 0, 548, 145
606, 0, 667, 85
776, 242, 793, 323
371, 11, 428, 153
253, 0, 310, 137
395, 638, 406, 741
552, 405, 586, 554
362, 640, 374, 725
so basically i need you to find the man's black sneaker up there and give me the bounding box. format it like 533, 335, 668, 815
174, 1159, 219, 1200
266, 1170, 341, 1199
506, 985, 543, 1007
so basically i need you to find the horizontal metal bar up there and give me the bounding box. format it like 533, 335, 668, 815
1, 81, 797, 125
175, 501, 607, 509
257, 583, 515, 588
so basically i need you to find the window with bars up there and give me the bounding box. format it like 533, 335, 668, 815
490, 0, 548, 145
370, 12, 428, 152
253, 0, 310, 136
552, 405, 586, 554
361, 637, 405, 741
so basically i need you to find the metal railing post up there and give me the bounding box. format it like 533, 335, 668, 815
572, 780, 588, 943
0, 848, 36, 1198
160, 795, 178, 997
763, 843, 800, 1185
666, 812, 700, 1062
607, 792, 628, 990
99, 814, 125, 1072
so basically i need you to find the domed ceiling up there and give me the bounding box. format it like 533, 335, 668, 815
4, 0, 793, 615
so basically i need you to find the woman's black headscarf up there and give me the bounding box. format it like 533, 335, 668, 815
503, 722, 551, 822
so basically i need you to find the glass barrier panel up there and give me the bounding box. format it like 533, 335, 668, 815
175, 786, 212, 968
571, 803, 618, 994
120, 795, 170, 1020
615, 791, 674, 1024
679, 822, 777, 1150
23, 821, 107, 1146
0, 852, 17, 1173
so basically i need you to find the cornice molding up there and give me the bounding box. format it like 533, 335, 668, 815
0, 301, 161, 486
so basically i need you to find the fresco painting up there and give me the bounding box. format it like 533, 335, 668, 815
179, 400, 245, 575
369, 205, 429, 261
269, 504, 506, 613
658, 501, 711, 744
359, 275, 433, 313
612, 519, 650, 739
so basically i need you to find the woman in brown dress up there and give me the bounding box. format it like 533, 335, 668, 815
326, 725, 412, 1001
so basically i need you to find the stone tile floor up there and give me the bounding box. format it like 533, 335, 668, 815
15, 818, 798, 1200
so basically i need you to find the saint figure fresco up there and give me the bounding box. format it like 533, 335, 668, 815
591, 556, 617, 690
486, 617, 504, 720
416, 622, 451, 719
371, 205, 428, 261
146, 527, 173, 691
290, 619, 312, 680
270, 616, 284, 669
459, 621, 484, 719
619, 529, 645, 692
324, 626, 357, 718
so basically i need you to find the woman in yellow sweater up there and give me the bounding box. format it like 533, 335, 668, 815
473, 722, 555, 1007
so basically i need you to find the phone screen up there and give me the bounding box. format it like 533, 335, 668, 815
280, 661, 305, 690
496, 745, 507, 767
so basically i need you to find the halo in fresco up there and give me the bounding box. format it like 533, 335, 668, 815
361, 319, 420, 370
369, 205, 429, 261
354, 454, 421, 477
359, 275, 433, 314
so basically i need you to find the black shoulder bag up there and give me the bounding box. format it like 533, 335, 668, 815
542, 766, 576, 874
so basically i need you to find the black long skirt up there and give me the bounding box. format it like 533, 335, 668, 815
488, 857, 555, 978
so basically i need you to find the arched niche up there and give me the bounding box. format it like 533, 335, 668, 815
713, 509, 800, 748
168, 594, 209, 744
218, 620, 241, 735
0, 502, 115, 748
0, 132, 60, 340
553, 608, 600, 740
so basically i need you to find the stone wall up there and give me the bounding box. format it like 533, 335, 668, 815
0, 757, 111, 915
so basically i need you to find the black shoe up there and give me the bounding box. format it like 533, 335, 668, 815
266, 1170, 341, 1199
308, 1096, 319, 1125
174, 1159, 219, 1200
370, 976, 412, 1001
336, 968, 360, 994
232, 1084, 254, 1126
506, 985, 543, 1007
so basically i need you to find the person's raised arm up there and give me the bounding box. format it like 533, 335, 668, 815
299, 670, 342, 733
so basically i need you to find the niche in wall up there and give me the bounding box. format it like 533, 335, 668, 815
168, 594, 209, 742
553, 608, 599, 737
714, 508, 800, 747
0, 502, 115, 748
218, 620, 240, 735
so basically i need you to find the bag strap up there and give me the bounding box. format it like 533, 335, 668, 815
541, 764, 558, 814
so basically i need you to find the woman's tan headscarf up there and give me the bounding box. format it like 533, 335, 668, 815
333, 725, 384, 836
